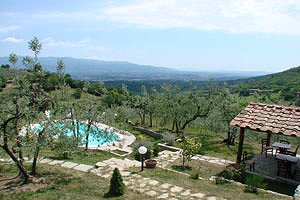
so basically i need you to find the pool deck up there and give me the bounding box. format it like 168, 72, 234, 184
89, 122, 136, 154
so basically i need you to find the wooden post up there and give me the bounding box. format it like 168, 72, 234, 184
266, 132, 271, 146
236, 127, 245, 163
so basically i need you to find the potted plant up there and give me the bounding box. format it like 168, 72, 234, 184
145, 159, 157, 168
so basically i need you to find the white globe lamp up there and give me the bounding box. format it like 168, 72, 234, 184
138, 146, 147, 171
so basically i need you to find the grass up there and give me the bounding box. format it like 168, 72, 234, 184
0, 164, 147, 200
139, 167, 291, 200
42, 149, 118, 165
169, 159, 225, 178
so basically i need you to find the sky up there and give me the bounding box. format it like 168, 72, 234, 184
0, 0, 300, 72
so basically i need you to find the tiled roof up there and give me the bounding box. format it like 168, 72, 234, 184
230, 102, 300, 137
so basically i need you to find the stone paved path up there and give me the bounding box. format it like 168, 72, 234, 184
34, 157, 225, 200
156, 150, 234, 168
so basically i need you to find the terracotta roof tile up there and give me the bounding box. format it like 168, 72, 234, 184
230, 102, 300, 137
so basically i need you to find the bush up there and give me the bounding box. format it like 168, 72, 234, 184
189, 171, 199, 179
133, 140, 153, 161
134, 149, 151, 161
152, 144, 160, 157
163, 133, 175, 146
244, 175, 267, 193
219, 164, 245, 183
105, 167, 125, 197
215, 176, 228, 185
72, 88, 82, 99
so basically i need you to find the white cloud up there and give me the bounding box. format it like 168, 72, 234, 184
0, 25, 21, 33
101, 0, 300, 35
1, 37, 24, 43
43, 37, 105, 51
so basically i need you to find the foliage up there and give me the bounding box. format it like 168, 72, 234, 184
1, 64, 10, 69
189, 171, 199, 179
162, 133, 176, 146
230, 65, 300, 104
219, 164, 245, 183
105, 167, 125, 197
72, 88, 82, 99
244, 174, 267, 193
9, 52, 18, 68
133, 140, 153, 161
152, 144, 160, 157
179, 138, 201, 168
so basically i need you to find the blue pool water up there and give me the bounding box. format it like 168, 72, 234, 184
33, 121, 119, 147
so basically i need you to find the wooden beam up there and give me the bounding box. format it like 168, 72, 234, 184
266, 132, 272, 146
236, 127, 245, 163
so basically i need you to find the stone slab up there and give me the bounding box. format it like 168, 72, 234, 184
61, 161, 79, 168
160, 183, 172, 189
95, 162, 107, 168
191, 192, 206, 198
145, 190, 157, 197
48, 160, 65, 165
39, 158, 53, 164
149, 180, 159, 186
73, 164, 94, 172
170, 186, 184, 193
157, 193, 169, 199
181, 190, 191, 196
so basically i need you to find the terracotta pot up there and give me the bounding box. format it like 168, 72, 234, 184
145, 159, 157, 168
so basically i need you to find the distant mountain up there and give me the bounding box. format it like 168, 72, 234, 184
229, 65, 300, 101
0, 56, 260, 81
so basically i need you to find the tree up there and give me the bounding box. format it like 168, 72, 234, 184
22, 56, 34, 71
105, 168, 125, 197
1, 64, 10, 69
179, 138, 201, 168
9, 52, 18, 68
56, 58, 66, 98
28, 37, 42, 64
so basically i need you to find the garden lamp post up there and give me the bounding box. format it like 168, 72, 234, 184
138, 146, 147, 171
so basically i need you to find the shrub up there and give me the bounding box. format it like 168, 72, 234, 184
152, 144, 160, 157
133, 140, 153, 161
134, 149, 151, 161
215, 176, 228, 185
72, 88, 82, 99
105, 168, 125, 197
244, 174, 267, 193
189, 171, 199, 179
219, 164, 245, 183
163, 133, 176, 146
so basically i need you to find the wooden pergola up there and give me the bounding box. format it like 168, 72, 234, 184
230, 102, 300, 163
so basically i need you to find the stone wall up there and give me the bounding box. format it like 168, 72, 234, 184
158, 143, 181, 152
132, 126, 163, 139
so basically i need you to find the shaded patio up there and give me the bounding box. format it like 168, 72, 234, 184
230, 102, 300, 185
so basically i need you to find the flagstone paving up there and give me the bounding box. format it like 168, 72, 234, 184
35, 157, 225, 200
156, 150, 234, 168
0, 151, 231, 199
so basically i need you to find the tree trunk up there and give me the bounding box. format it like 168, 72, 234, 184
180, 106, 208, 130
142, 112, 145, 126
149, 112, 153, 127
1, 115, 32, 184
85, 121, 92, 150
175, 121, 179, 133
172, 120, 175, 131
70, 109, 78, 146
138, 113, 143, 125
31, 129, 45, 175
182, 153, 185, 169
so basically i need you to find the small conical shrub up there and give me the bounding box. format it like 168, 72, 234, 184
106, 167, 125, 197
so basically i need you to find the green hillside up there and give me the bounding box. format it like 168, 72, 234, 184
230, 66, 300, 102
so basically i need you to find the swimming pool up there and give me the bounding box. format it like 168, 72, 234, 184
32, 121, 119, 147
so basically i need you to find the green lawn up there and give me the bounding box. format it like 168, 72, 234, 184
42, 149, 119, 165
138, 167, 291, 200
0, 164, 148, 200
